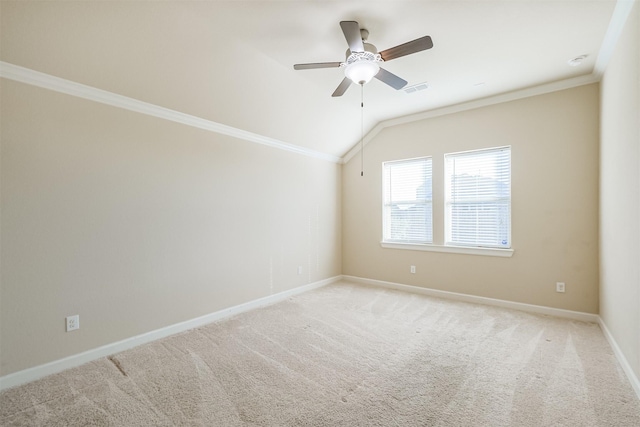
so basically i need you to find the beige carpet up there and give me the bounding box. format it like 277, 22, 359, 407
2, 281, 640, 426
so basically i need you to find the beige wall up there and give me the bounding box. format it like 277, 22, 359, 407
0, 80, 341, 375
600, 2, 640, 380
343, 84, 600, 313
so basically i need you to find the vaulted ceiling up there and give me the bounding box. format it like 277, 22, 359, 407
1, 1, 620, 159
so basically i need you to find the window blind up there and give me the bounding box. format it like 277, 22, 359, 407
383, 157, 432, 244
445, 147, 511, 248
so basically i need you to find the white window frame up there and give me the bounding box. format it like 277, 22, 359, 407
382, 156, 433, 245
444, 146, 512, 250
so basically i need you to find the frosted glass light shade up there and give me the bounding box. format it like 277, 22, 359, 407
345, 60, 380, 85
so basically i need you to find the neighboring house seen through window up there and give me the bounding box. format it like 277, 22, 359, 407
382, 157, 433, 244
445, 146, 511, 249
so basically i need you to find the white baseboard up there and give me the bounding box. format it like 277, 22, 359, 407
342, 275, 599, 323
598, 318, 640, 400
0, 276, 340, 392
344, 275, 640, 401
7, 275, 638, 402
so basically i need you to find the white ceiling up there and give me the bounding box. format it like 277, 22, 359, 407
1, 1, 620, 159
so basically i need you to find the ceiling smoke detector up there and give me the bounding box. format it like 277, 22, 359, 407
568, 54, 588, 66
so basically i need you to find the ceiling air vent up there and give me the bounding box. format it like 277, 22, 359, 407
404, 82, 429, 94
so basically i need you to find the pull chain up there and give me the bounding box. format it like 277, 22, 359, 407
360, 83, 364, 177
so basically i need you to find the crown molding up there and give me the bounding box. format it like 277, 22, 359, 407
593, 0, 637, 78
3, 0, 633, 167
341, 73, 599, 164
342, 0, 636, 165
0, 61, 341, 164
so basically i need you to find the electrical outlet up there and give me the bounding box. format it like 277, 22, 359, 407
410, 265, 416, 274
556, 282, 565, 293
66, 315, 80, 332
297, 266, 303, 275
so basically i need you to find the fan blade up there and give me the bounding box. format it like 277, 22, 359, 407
331, 77, 352, 97
294, 62, 342, 70
375, 67, 408, 90
379, 36, 433, 61
340, 21, 364, 53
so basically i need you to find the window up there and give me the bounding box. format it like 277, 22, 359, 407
445, 146, 511, 249
383, 157, 432, 244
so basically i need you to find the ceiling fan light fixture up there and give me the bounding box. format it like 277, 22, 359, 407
345, 60, 380, 85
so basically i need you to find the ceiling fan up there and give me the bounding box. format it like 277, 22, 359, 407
294, 21, 433, 97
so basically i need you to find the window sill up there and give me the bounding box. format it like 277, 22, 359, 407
380, 242, 514, 258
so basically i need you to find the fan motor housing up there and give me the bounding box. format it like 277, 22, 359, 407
345, 42, 379, 60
